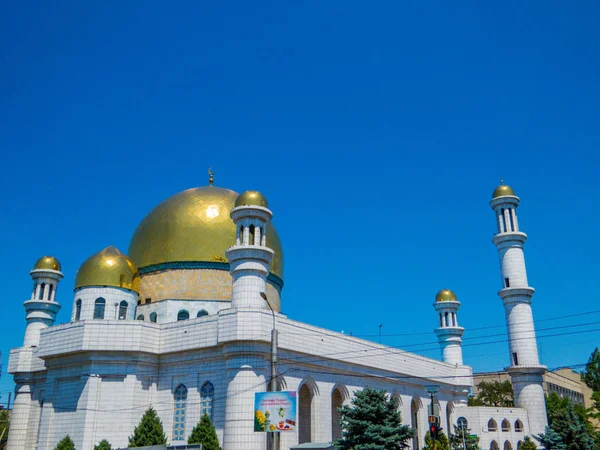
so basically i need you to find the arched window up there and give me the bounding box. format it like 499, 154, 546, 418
445, 311, 449, 327
38, 283, 45, 300
48, 284, 53, 301
93, 298, 106, 319
490, 441, 499, 450
517, 441, 522, 450
137, 314, 144, 321
119, 300, 128, 320
514, 419, 523, 432
457, 416, 468, 431
177, 310, 189, 321
150, 312, 158, 323
75, 299, 82, 321
504, 441, 512, 450
488, 419, 498, 432
197, 309, 209, 318
299, 384, 313, 444
239, 225, 244, 244
331, 388, 344, 441
249, 224, 255, 245
200, 382, 214, 419
501, 419, 510, 432
411, 397, 421, 450
172, 384, 187, 441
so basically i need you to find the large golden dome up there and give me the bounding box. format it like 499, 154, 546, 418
128, 186, 283, 280
74, 246, 140, 293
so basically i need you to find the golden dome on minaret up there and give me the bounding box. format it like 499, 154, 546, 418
492, 181, 515, 199
235, 190, 269, 208
33, 256, 62, 272
435, 289, 457, 302
74, 246, 140, 293
128, 186, 283, 279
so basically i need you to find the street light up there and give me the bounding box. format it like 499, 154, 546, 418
260, 291, 278, 450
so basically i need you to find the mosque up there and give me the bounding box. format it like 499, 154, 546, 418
7, 179, 547, 450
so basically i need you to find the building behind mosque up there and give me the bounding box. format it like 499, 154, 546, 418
7, 180, 547, 450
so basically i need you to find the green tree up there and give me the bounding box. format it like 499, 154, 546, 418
188, 414, 221, 450
472, 380, 514, 407
128, 407, 167, 447
535, 426, 566, 450
335, 387, 414, 450
537, 401, 596, 450
54, 435, 75, 450
422, 431, 450, 450
94, 439, 112, 450
0, 409, 9, 450
519, 436, 537, 450
449, 425, 479, 450
582, 348, 600, 391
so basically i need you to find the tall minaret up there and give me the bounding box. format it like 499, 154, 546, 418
434, 289, 464, 365
226, 190, 275, 309
24, 256, 63, 347
490, 182, 547, 435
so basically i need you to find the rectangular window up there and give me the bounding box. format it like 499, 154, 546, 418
513, 352, 519, 365
145, 298, 151, 304
504, 278, 510, 288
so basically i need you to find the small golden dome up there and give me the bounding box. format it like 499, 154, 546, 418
435, 289, 457, 302
33, 256, 61, 271
235, 190, 269, 208
492, 184, 515, 199
75, 246, 140, 293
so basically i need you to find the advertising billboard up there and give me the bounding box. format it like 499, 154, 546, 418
254, 391, 297, 432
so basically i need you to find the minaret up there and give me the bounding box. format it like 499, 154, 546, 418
24, 256, 63, 347
433, 289, 464, 365
490, 182, 547, 435
226, 190, 275, 309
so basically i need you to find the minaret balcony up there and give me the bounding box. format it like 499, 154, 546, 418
492, 231, 527, 247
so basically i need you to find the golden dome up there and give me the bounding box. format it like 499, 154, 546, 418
33, 256, 61, 271
75, 246, 140, 293
492, 184, 515, 199
235, 190, 269, 208
128, 186, 283, 279
435, 289, 457, 302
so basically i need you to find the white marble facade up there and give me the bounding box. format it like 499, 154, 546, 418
7, 184, 547, 450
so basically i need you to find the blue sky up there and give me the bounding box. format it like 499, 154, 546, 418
1, 1, 599, 402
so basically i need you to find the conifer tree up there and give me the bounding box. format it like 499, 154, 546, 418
449, 425, 479, 450
94, 439, 112, 450
335, 387, 414, 450
128, 407, 167, 447
188, 413, 222, 450
519, 436, 537, 450
54, 435, 75, 450
535, 426, 566, 450
582, 347, 600, 391
422, 430, 450, 450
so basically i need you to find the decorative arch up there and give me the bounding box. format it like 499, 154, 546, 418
177, 310, 190, 321
504, 441, 512, 450
501, 419, 510, 432
331, 386, 345, 442
137, 314, 144, 321
488, 418, 498, 432
411, 396, 423, 450
517, 440, 522, 450
172, 384, 188, 441
150, 312, 158, 323
298, 378, 318, 444
446, 401, 456, 437
197, 309, 209, 318
93, 298, 106, 319
490, 440, 499, 450
514, 419, 523, 432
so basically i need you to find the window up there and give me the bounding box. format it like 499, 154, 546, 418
150, 312, 158, 323
197, 309, 209, 318
517, 441, 522, 450
177, 310, 190, 321
501, 419, 510, 432
249, 224, 255, 245
75, 299, 82, 321
200, 382, 214, 419
490, 441, 499, 450
514, 420, 523, 432
137, 314, 144, 321
504, 441, 512, 450
38, 283, 45, 300
501, 208, 507, 232
457, 417, 468, 431
119, 300, 128, 320
93, 298, 106, 319
145, 297, 151, 304
172, 384, 187, 441
512, 352, 519, 366
488, 419, 497, 432
48, 284, 53, 300
504, 278, 510, 288
509, 209, 515, 231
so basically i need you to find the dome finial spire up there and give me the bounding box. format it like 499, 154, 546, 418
500, 179, 504, 185
208, 167, 214, 186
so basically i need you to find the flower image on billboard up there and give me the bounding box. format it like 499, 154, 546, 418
254, 391, 297, 433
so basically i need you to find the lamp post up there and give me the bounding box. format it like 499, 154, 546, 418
425, 385, 440, 450
260, 292, 278, 450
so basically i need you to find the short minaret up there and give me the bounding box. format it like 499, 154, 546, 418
24, 256, 63, 347
226, 190, 275, 309
490, 182, 547, 436
433, 289, 464, 365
